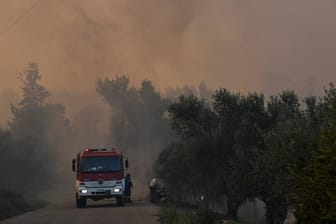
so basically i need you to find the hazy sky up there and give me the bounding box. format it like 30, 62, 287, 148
1, 0, 336, 123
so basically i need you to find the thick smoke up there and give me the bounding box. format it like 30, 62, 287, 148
1, 1, 336, 98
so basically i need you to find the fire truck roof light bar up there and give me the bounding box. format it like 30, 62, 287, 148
83, 148, 118, 153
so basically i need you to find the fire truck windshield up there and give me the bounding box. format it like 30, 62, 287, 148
80, 156, 122, 173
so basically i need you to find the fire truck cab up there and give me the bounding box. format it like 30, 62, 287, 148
72, 147, 129, 208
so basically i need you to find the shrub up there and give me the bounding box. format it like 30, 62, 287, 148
0, 190, 32, 220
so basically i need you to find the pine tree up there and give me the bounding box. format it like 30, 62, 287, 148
10, 62, 49, 139
8, 63, 69, 191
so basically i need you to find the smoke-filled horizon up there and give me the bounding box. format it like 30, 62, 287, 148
1, 1, 336, 86
1, 0, 336, 126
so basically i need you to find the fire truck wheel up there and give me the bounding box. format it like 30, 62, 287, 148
76, 193, 87, 208
116, 196, 124, 206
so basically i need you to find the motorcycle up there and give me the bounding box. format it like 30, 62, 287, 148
149, 185, 168, 204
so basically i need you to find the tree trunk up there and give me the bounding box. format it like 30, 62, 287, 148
265, 208, 274, 224
226, 199, 239, 220
265, 201, 287, 224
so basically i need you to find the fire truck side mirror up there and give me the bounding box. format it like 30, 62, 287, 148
72, 159, 76, 172
125, 159, 129, 169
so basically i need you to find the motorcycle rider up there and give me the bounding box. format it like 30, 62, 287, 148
149, 175, 160, 202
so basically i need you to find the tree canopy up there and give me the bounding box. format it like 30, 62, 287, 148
4, 63, 70, 192
155, 84, 336, 224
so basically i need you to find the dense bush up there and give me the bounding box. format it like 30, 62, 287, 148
159, 206, 222, 224
0, 190, 32, 220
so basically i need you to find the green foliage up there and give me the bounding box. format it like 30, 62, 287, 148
168, 95, 217, 140
157, 85, 335, 223
162, 95, 219, 203
154, 143, 194, 198
253, 90, 312, 223
159, 206, 221, 224
158, 89, 271, 219
159, 206, 196, 224
254, 119, 307, 223
213, 90, 268, 219
294, 147, 336, 223
293, 83, 336, 223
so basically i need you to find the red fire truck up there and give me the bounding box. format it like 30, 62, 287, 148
72, 147, 129, 208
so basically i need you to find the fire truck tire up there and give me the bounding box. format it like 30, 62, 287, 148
117, 196, 124, 206
76, 193, 87, 208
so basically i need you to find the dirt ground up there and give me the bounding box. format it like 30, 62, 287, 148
0, 199, 160, 224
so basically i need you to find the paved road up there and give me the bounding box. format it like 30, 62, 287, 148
0, 200, 160, 224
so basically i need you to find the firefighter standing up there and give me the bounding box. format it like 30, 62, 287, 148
124, 173, 133, 203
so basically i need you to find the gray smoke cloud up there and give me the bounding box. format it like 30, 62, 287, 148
1, 0, 335, 99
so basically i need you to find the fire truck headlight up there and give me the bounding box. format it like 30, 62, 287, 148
114, 188, 121, 193
81, 189, 88, 194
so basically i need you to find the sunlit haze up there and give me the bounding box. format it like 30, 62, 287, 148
1, 0, 336, 125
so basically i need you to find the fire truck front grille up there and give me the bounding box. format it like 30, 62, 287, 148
92, 192, 105, 195
91, 190, 111, 195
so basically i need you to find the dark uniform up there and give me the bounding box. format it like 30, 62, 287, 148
124, 173, 133, 203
